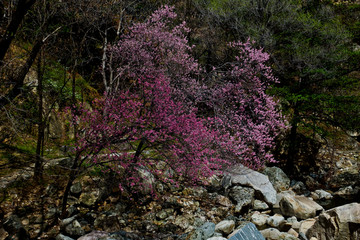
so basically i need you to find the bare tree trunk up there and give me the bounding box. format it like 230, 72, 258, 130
0, 38, 43, 108
0, 0, 37, 65
34, 48, 44, 181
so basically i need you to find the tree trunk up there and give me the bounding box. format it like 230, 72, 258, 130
61, 154, 80, 217
34, 48, 44, 181
0, 0, 37, 65
286, 104, 299, 175
0, 38, 43, 108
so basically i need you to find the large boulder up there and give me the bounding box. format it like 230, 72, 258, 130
306, 202, 360, 240
262, 167, 290, 192
223, 164, 277, 205
229, 186, 255, 213
280, 195, 323, 220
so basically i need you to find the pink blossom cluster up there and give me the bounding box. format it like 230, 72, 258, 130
73, 6, 286, 193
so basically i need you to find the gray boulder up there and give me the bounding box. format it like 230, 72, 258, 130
262, 167, 290, 192
187, 222, 215, 240
229, 186, 255, 213
224, 164, 277, 205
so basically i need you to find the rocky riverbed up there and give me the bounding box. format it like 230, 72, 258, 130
0, 148, 359, 240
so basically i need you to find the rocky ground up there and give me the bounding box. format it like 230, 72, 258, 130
0, 145, 359, 240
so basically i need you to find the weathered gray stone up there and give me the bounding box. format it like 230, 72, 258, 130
64, 220, 85, 237
253, 200, 269, 210
306, 202, 360, 240
156, 210, 169, 220
274, 190, 296, 210
224, 164, 277, 205
228, 223, 265, 240
229, 186, 255, 213
215, 220, 235, 235
314, 189, 333, 200
280, 195, 323, 219
291, 181, 307, 194
94, 213, 121, 232
215, 195, 233, 207
56, 234, 75, 240
188, 222, 215, 240
135, 166, 155, 195
70, 182, 82, 195
77, 231, 108, 240
175, 214, 194, 230
262, 167, 290, 192
206, 237, 227, 240
79, 190, 100, 207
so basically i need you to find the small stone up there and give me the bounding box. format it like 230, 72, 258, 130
266, 214, 285, 228
156, 210, 168, 220
279, 232, 298, 240
334, 186, 354, 196
70, 182, 82, 195
215, 220, 235, 235
260, 228, 281, 240
64, 220, 85, 237
250, 212, 268, 229
314, 190, 332, 200
79, 190, 100, 207
174, 215, 193, 230
207, 237, 227, 240
77, 231, 108, 240
56, 234, 75, 240
216, 195, 233, 207
253, 200, 269, 210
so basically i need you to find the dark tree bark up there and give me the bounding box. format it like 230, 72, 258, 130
0, 38, 43, 108
0, 0, 37, 65
34, 48, 44, 181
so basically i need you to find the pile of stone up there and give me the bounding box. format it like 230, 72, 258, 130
2, 164, 359, 240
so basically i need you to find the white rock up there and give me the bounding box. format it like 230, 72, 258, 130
260, 228, 281, 240
215, 220, 235, 235
314, 189, 333, 200
253, 200, 269, 210
251, 211, 269, 229
206, 237, 227, 240
266, 214, 285, 228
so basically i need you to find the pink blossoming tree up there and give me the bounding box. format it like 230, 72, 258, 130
63, 5, 286, 205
